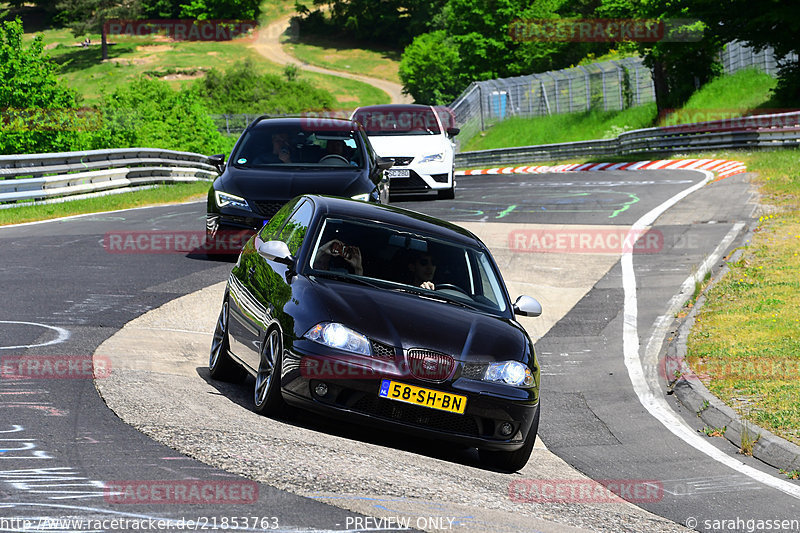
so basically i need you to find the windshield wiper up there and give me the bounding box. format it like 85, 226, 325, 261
392, 286, 479, 311
312, 271, 383, 290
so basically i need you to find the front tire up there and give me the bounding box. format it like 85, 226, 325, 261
209, 296, 245, 382
479, 406, 540, 472
253, 328, 286, 416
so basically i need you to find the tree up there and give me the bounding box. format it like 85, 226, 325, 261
56, 0, 140, 60
179, 0, 261, 20
0, 18, 88, 154
686, 0, 800, 103
399, 30, 465, 104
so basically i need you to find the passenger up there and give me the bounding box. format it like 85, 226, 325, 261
314, 239, 363, 275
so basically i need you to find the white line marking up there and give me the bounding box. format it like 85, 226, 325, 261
0, 321, 70, 350
621, 170, 800, 499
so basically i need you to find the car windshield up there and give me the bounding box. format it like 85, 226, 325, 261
352, 108, 441, 136
306, 217, 509, 315
231, 123, 364, 168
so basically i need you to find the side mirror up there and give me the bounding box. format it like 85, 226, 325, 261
513, 295, 542, 317
446, 127, 460, 137
209, 153, 225, 172
257, 240, 293, 266
377, 157, 394, 171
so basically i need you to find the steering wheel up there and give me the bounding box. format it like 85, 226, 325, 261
435, 283, 469, 296
319, 154, 350, 165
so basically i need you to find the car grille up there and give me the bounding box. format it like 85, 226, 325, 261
388, 156, 414, 166
389, 172, 430, 193
250, 200, 286, 219
370, 340, 395, 359
351, 395, 480, 436
406, 349, 455, 382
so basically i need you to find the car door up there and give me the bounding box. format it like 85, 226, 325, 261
227, 198, 300, 372
233, 199, 315, 372
359, 126, 390, 204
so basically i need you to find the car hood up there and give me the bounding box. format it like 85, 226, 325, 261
219, 167, 365, 200
367, 134, 447, 159
307, 277, 529, 362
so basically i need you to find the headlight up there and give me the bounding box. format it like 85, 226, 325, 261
215, 191, 249, 210
304, 322, 372, 356
419, 153, 444, 164
483, 361, 535, 387
350, 193, 370, 202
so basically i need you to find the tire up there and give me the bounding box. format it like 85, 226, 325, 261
209, 296, 245, 382
479, 406, 540, 472
438, 186, 455, 200
253, 328, 287, 416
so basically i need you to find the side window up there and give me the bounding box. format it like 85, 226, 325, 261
359, 128, 378, 166
279, 200, 314, 255
259, 198, 300, 240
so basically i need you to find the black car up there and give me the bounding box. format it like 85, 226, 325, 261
209, 195, 543, 471
205, 117, 392, 250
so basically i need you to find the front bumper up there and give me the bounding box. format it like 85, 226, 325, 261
279, 345, 539, 451
389, 163, 453, 195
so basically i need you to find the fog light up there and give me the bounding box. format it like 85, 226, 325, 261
499, 422, 514, 437
314, 383, 328, 397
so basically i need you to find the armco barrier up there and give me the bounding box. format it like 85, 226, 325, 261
455, 111, 800, 167
0, 148, 217, 204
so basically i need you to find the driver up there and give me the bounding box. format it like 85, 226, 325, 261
407, 252, 436, 290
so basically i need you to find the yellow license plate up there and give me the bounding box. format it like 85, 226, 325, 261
378, 380, 467, 414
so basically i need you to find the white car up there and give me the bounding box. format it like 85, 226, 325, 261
351, 104, 460, 199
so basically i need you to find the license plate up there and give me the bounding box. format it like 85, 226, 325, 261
387, 169, 410, 178
378, 380, 466, 414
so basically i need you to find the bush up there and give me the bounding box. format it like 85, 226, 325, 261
194, 60, 335, 114
0, 18, 89, 154
91, 78, 231, 155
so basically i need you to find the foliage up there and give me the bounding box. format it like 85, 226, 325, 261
178, 0, 261, 20
91, 77, 231, 154
684, 0, 800, 104
399, 30, 465, 105
0, 18, 89, 154
56, 0, 140, 59
194, 59, 335, 114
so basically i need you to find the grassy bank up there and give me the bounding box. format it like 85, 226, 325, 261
0, 181, 210, 226
464, 69, 778, 152
283, 35, 403, 84
686, 148, 800, 446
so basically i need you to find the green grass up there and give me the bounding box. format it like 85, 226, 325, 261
29, 26, 387, 108
464, 69, 779, 152
283, 35, 402, 84
0, 181, 210, 226
463, 104, 658, 151
660, 69, 779, 125
684, 148, 800, 445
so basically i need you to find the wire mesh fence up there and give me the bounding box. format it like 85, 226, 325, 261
450, 42, 797, 145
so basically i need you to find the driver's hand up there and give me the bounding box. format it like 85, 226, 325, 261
420, 281, 435, 290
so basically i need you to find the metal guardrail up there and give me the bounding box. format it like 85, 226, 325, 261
455, 111, 800, 167
0, 148, 217, 204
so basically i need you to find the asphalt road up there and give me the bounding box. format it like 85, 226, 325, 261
0, 169, 797, 532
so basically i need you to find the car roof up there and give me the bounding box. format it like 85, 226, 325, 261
249, 116, 359, 130
306, 196, 482, 247
352, 104, 434, 113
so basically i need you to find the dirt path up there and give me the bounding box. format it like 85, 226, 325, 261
250, 15, 412, 106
